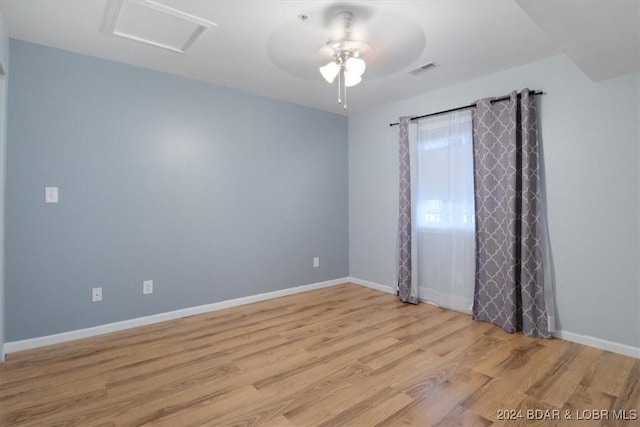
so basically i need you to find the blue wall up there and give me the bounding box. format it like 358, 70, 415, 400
6, 40, 349, 341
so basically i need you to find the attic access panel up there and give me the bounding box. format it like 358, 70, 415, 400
103, 0, 216, 54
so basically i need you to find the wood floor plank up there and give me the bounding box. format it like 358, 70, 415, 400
559, 385, 616, 427
379, 368, 491, 426
317, 388, 413, 427
0, 283, 637, 427
124, 384, 262, 426
253, 336, 399, 394
580, 351, 636, 398
609, 358, 640, 427
468, 333, 570, 379
526, 344, 602, 407
446, 341, 568, 422
283, 350, 441, 426
222, 359, 374, 427
253, 415, 296, 427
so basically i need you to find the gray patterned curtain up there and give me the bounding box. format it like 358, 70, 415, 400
472, 90, 551, 337
397, 117, 418, 303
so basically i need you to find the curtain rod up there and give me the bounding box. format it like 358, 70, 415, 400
388, 90, 544, 127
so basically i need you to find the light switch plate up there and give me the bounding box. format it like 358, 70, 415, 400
143, 280, 153, 295
45, 187, 59, 203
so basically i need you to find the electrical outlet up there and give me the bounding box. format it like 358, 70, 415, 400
92, 287, 102, 302
313, 257, 319, 268
143, 280, 153, 295
45, 187, 59, 203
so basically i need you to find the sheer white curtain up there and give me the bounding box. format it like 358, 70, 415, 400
411, 109, 475, 313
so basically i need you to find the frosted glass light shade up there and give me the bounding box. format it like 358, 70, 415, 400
344, 72, 362, 87
345, 57, 366, 76
319, 62, 340, 83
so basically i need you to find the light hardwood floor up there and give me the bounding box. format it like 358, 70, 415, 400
0, 284, 638, 426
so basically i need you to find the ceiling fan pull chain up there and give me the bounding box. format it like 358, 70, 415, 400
343, 81, 348, 110
337, 69, 342, 104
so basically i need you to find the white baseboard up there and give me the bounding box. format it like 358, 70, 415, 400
3, 277, 348, 356
348, 277, 639, 359
346, 277, 473, 314
347, 276, 396, 294
5, 277, 638, 361
553, 330, 640, 359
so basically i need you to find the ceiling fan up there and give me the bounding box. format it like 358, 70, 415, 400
266, 3, 426, 111
317, 11, 371, 109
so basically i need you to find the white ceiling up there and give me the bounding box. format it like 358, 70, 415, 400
1, 0, 638, 115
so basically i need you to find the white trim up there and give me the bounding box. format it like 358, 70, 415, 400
348, 277, 639, 359
347, 276, 396, 294
346, 277, 474, 315
5, 277, 638, 361
4, 277, 347, 355
553, 330, 640, 359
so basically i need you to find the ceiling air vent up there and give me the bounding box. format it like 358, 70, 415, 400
409, 62, 437, 76
103, 0, 216, 54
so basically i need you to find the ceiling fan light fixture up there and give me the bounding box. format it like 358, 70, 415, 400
345, 57, 366, 76
317, 11, 373, 109
344, 71, 362, 87
320, 61, 340, 83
